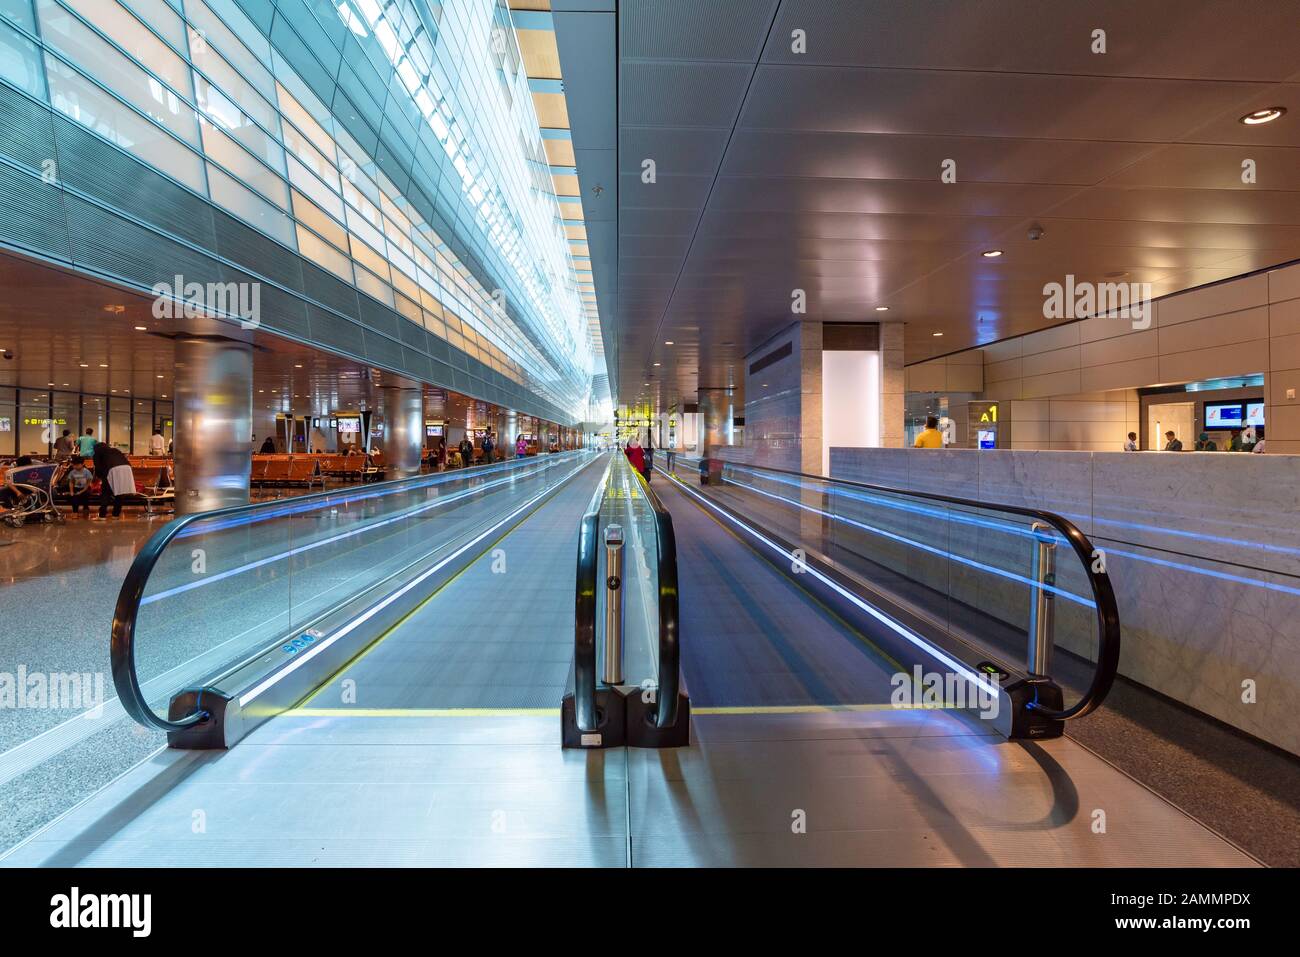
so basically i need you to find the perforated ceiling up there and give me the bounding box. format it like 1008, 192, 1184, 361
607, 0, 1300, 410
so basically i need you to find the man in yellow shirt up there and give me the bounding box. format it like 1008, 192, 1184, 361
914, 415, 944, 449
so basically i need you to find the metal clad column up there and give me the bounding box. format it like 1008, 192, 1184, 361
698, 388, 734, 453
380, 380, 423, 478
173, 336, 253, 514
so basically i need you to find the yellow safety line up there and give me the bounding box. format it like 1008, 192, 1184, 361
299, 465, 592, 706
285, 707, 561, 718
284, 703, 961, 718
692, 703, 958, 715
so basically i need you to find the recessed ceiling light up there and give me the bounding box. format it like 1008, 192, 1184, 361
157, 374, 164, 378
932, 331, 944, 337
653, 362, 661, 366
664, 340, 674, 345
134, 325, 147, 331
982, 249, 1003, 258
1240, 107, 1286, 125
875, 306, 890, 312
98, 363, 108, 368
79, 363, 88, 368
295, 364, 303, 368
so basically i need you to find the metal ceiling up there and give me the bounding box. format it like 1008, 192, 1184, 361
604, 0, 1300, 410
0, 250, 523, 427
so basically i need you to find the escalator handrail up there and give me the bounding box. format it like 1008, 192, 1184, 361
111, 451, 586, 734
709, 458, 1120, 721
631, 465, 681, 729
572, 463, 607, 733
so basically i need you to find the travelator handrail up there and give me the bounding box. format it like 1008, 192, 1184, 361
111, 452, 585, 734
571, 453, 681, 732
572, 477, 603, 733
707, 458, 1120, 722
630, 465, 681, 729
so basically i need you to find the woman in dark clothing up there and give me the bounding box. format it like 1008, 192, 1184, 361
91, 442, 134, 518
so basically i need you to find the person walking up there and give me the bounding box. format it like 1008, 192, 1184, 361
481, 431, 495, 463
76, 428, 97, 457
913, 415, 944, 448
624, 435, 645, 474
458, 434, 475, 468
515, 434, 528, 459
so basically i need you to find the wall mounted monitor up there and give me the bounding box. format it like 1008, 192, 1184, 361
1246, 401, 1265, 426
337, 418, 360, 434
1204, 401, 1244, 428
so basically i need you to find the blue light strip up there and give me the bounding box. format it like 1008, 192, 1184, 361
662, 468, 1002, 701
240, 455, 594, 707
724, 469, 1095, 608
176, 456, 547, 537
142, 457, 575, 605
726, 463, 1300, 596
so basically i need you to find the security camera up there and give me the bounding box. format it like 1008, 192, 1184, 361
1028, 224, 1045, 241
1, 350, 12, 360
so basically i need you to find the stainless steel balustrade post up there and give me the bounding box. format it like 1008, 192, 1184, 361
1027, 521, 1057, 677
603, 524, 625, 686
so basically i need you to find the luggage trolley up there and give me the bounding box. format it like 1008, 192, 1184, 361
1, 461, 67, 527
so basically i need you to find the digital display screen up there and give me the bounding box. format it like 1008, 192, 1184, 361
1246, 401, 1265, 426
1204, 402, 1244, 427
978, 429, 996, 449
0, 417, 10, 432
425, 425, 443, 437
337, 418, 360, 434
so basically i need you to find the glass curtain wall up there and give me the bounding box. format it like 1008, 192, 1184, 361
0, 0, 593, 421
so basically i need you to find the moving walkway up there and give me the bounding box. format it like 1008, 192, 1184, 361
0, 450, 1255, 866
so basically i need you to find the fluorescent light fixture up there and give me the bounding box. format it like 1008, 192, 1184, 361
981, 249, 1003, 258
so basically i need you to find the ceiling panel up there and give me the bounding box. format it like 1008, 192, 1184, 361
764, 0, 1300, 82
609, 0, 1300, 410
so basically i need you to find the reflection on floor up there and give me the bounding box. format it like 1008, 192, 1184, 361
0, 708, 1254, 867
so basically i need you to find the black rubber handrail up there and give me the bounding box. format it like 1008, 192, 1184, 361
572, 495, 602, 733
630, 467, 681, 729
710, 458, 1120, 721
111, 452, 585, 733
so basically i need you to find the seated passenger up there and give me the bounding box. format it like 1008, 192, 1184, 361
0, 455, 37, 511
1123, 432, 1138, 451
66, 455, 94, 516
1163, 430, 1183, 451
1252, 427, 1266, 453
913, 415, 943, 449
1194, 432, 1217, 451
